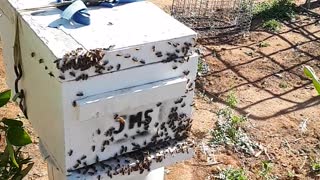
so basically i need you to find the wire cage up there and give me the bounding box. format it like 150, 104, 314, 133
171, 0, 254, 41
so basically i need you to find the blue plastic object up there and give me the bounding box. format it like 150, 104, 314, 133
55, 0, 144, 26
61, 0, 90, 25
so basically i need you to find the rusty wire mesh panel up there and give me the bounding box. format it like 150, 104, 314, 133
171, 0, 254, 40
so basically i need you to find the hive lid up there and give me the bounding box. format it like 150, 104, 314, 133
4, 0, 197, 81
9, 0, 196, 52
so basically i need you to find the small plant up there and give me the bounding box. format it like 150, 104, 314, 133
310, 160, 320, 175
226, 92, 238, 108
0, 90, 33, 179
218, 167, 248, 180
258, 41, 270, 47
287, 170, 295, 178
197, 58, 209, 76
303, 65, 320, 95
210, 94, 260, 155
262, 19, 282, 32
278, 81, 288, 88
254, 0, 297, 31
259, 160, 274, 179
254, 0, 296, 20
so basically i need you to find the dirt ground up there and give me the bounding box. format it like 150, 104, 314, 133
1, 1, 320, 179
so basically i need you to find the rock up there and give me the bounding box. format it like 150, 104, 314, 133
274, 73, 283, 78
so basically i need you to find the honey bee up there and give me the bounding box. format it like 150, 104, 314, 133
53, 58, 62, 63
59, 75, 65, 80
102, 60, 109, 66
116, 116, 126, 125
154, 122, 159, 127
116, 64, 121, 71
68, 149, 73, 156
140, 60, 146, 64
183, 70, 190, 76
103, 140, 109, 146
101, 146, 105, 152
76, 92, 84, 96
107, 65, 113, 71
155, 51, 163, 57
75, 75, 82, 81
48, 72, 55, 77
174, 97, 183, 104
80, 155, 87, 160
73, 163, 80, 169
132, 57, 138, 62
69, 71, 76, 77
103, 45, 115, 51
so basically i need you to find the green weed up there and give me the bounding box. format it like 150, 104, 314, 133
279, 81, 288, 88
218, 167, 248, 180
226, 92, 238, 108
259, 41, 270, 47
254, 0, 297, 31
210, 94, 260, 155
259, 161, 274, 179
263, 19, 282, 31
311, 161, 320, 174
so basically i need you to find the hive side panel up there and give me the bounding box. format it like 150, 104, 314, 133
18, 17, 66, 171
0, 1, 18, 92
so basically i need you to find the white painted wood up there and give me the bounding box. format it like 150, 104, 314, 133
0, 1, 199, 179
48, 164, 166, 180
47, 139, 194, 179
60, 55, 197, 172
76, 77, 188, 122
0, 0, 17, 93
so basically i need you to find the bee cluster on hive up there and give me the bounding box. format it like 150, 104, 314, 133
68, 140, 195, 179
50, 38, 196, 83
55, 38, 198, 178
0, 1, 200, 179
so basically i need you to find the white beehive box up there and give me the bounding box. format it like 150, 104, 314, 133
0, 0, 198, 178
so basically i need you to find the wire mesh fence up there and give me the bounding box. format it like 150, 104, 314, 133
171, 0, 254, 41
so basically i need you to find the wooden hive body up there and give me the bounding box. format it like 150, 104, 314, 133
0, 1, 198, 178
